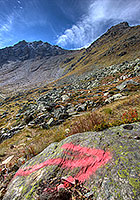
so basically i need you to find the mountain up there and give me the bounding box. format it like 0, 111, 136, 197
62, 22, 140, 74
0, 22, 140, 94
0, 40, 77, 93
0, 40, 71, 66
0, 22, 140, 200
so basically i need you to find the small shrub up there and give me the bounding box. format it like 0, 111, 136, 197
69, 111, 108, 135
23, 145, 37, 160
103, 108, 112, 115
122, 108, 139, 123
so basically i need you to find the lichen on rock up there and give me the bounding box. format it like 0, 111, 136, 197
3, 122, 140, 200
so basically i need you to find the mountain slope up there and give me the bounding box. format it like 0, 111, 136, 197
62, 22, 140, 74
0, 22, 140, 94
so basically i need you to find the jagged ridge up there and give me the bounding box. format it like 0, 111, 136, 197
0, 40, 69, 66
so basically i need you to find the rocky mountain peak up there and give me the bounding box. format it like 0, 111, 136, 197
0, 40, 68, 66
108, 22, 129, 31
105, 21, 130, 36
14, 40, 28, 47
88, 21, 131, 51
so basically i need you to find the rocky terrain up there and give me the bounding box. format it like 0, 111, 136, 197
0, 56, 139, 199
0, 58, 140, 144
0, 22, 140, 200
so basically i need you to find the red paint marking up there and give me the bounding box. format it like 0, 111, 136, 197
14, 143, 112, 183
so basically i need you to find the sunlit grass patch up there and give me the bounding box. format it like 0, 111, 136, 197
67, 93, 140, 136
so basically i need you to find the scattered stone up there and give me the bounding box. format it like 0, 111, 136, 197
104, 92, 109, 96
47, 118, 55, 126
2, 155, 14, 165
105, 93, 125, 103
65, 129, 70, 134
116, 80, 139, 90
61, 95, 69, 102
77, 103, 88, 112
28, 121, 36, 127
41, 123, 49, 129
123, 124, 133, 130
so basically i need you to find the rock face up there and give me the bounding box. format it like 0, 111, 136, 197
3, 123, 140, 200
0, 40, 68, 66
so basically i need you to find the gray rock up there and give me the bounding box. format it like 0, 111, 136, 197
116, 80, 139, 90
37, 103, 48, 112
58, 112, 69, 120
28, 121, 36, 127
67, 107, 77, 116
77, 103, 88, 112
41, 123, 49, 129
61, 95, 69, 102
47, 118, 55, 126
105, 93, 126, 103
3, 122, 140, 200
104, 92, 109, 96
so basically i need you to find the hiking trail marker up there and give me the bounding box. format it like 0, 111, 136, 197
14, 143, 112, 183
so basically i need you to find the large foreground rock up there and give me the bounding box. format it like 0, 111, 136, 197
3, 123, 140, 200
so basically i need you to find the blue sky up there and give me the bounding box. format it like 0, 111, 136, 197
0, 0, 140, 50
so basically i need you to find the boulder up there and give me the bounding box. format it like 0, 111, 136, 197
67, 107, 77, 116
41, 123, 49, 129
3, 122, 140, 200
61, 95, 69, 102
105, 93, 126, 103
57, 112, 69, 120
47, 118, 56, 126
24, 114, 34, 124
77, 103, 88, 112
116, 80, 139, 90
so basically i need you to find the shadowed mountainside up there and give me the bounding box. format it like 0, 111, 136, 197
0, 40, 71, 66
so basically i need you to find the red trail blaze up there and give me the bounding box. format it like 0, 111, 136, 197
14, 143, 112, 183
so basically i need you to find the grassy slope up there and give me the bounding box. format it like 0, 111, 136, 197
0, 77, 140, 162
59, 25, 140, 77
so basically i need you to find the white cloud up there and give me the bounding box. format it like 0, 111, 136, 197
0, 15, 13, 33
0, 15, 14, 48
57, 0, 140, 49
